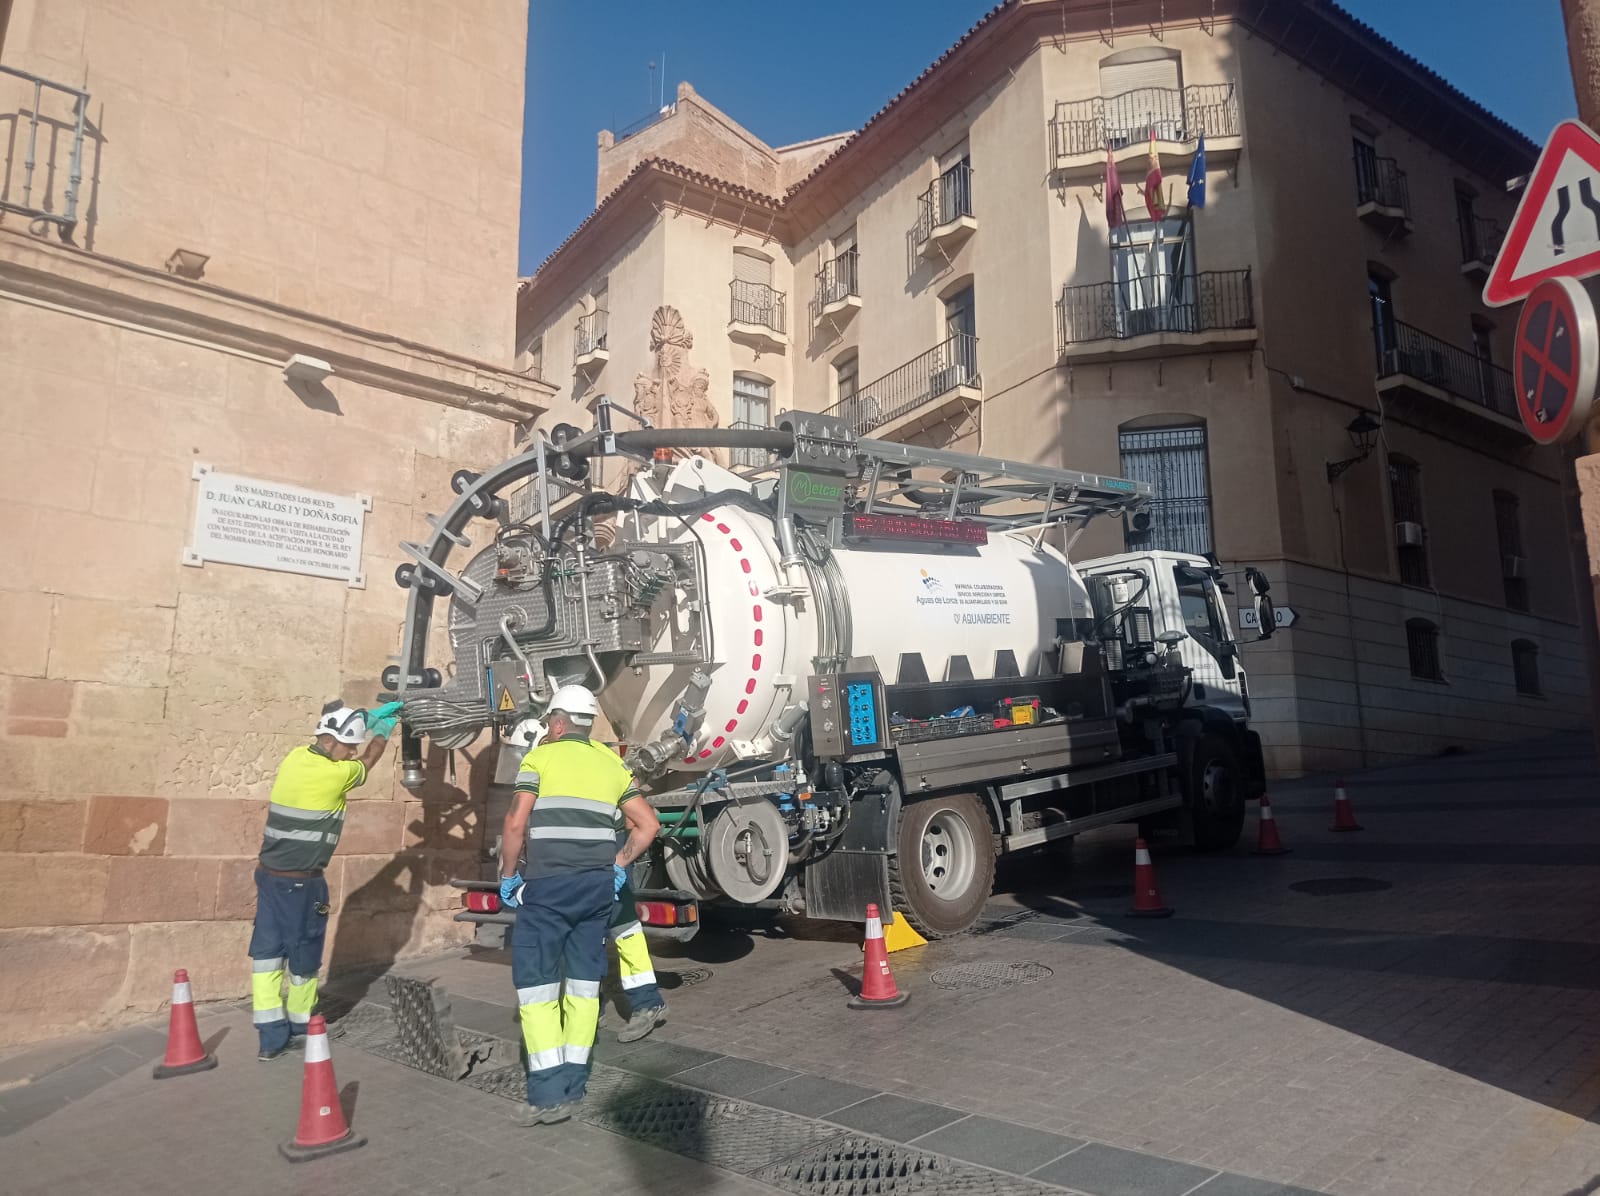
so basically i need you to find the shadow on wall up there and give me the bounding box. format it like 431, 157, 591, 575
324, 740, 498, 989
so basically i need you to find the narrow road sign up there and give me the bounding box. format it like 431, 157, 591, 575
1238, 606, 1296, 630
1512, 276, 1598, 445
1485, 120, 1600, 307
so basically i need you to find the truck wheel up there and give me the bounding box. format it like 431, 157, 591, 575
1187, 733, 1244, 851
888, 793, 996, 937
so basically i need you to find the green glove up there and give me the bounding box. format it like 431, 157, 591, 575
368, 714, 399, 738
369, 700, 404, 721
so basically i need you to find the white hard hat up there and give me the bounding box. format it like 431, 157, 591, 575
315, 701, 367, 744
547, 684, 598, 721
508, 717, 548, 749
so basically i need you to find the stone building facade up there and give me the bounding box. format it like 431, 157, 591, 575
0, 0, 575, 1043
517, 0, 1590, 777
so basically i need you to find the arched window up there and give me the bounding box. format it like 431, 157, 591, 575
1118, 419, 1213, 556
1512, 639, 1540, 696
1406, 618, 1442, 681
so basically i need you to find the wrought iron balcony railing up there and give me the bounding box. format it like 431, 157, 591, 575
1049, 82, 1239, 161
1374, 319, 1516, 417
0, 65, 89, 238
1355, 154, 1410, 212
575, 309, 609, 359
910, 162, 974, 248
729, 280, 787, 334
1057, 269, 1255, 347
1458, 211, 1505, 266
809, 248, 859, 323
823, 334, 979, 434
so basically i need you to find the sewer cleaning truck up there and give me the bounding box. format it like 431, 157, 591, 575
388, 405, 1273, 940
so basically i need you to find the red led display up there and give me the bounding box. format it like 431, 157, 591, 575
844, 513, 988, 545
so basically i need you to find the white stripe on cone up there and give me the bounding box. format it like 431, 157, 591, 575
172, 982, 193, 1004
865, 916, 883, 938
1135, 848, 1151, 865
303, 1032, 331, 1064
1261, 805, 1276, 820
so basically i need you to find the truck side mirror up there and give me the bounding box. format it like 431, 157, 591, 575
1253, 592, 1276, 642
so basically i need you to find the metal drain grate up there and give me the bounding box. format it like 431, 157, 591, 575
1290, 877, 1393, 896
584, 1085, 840, 1173
666, 967, 713, 987
929, 962, 1054, 991
758, 1135, 1060, 1195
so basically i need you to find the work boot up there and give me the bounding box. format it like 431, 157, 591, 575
510, 1101, 573, 1127
257, 1043, 291, 1063
617, 1004, 667, 1043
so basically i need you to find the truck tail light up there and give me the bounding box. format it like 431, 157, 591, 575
636, 900, 696, 927
464, 892, 500, 913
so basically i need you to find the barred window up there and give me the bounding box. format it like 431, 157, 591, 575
1389, 456, 1431, 588
1406, 618, 1442, 682
1512, 639, 1540, 696
1119, 424, 1213, 557
1493, 490, 1528, 612
731, 375, 772, 470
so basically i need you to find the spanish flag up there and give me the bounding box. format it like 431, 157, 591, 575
1105, 147, 1127, 229
1144, 132, 1166, 221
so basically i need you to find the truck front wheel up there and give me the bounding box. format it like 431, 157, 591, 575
1187, 733, 1245, 851
888, 792, 996, 938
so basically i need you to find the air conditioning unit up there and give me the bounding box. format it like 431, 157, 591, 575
1502, 554, 1527, 579
930, 362, 972, 396
1395, 521, 1426, 548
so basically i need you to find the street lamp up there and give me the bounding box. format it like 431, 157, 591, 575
1325, 411, 1382, 482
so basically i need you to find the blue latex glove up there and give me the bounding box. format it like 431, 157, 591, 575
368, 714, 399, 738
369, 700, 404, 721
613, 864, 628, 896
499, 873, 523, 909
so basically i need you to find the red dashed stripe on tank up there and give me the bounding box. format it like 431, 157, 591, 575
686, 512, 764, 762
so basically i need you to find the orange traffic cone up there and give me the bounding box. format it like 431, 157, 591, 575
1329, 780, 1364, 832
848, 903, 909, 1010
279, 1016, 366, 1162
1253, 795, 1292, 855
152, 969, 218, 1079
1128, 838, 1174, 918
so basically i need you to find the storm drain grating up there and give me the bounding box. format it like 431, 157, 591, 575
582, 1085, 841, 1173
326, 1001, 397, 1048
667, 967, 713, 988
459, 1062, 528, 1102
757, 1135, 1062, 1196
1290, 876, 1393, 896
929, 962, 1054, 991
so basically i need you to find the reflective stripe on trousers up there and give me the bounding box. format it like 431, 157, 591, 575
511, 871, 612, 1108
611, 921, 663, 1014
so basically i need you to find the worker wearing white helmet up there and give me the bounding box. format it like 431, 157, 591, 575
248, 698, 400, 1062
499, 683, 660, 1125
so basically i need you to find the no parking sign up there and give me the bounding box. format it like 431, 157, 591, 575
1513, 277, 1598, 445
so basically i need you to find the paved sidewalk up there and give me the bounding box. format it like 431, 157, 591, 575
5, 736, 1598, 1196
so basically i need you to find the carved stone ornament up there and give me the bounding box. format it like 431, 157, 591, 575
615, 306, 728, 493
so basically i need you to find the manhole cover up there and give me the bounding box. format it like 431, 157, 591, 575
929, 962, 1054, 991
662, 967, 712, 989
1290, 876, 1393, 896
759, 1135, 1058, 1195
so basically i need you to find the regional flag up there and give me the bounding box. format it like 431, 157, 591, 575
1187, 133, 1208, 210
1144, 132, 1166, 221
1106, 148, 1127, 229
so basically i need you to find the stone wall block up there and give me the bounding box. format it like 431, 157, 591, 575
47, 599, 175, 688
122, 920, 252, 1013
165, 797, 269, 856
340, 799, 405, 855
0, 926, 131, 1045
84, 795, 170, 856
0, 854, 112, 927
104, 857, 223, 923
0, 798, 87, 853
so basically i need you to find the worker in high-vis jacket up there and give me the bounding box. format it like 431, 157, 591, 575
250, 698, 400, 1062
498, 684, 660, 1126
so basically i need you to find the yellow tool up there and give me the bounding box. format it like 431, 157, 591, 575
882, 907, 929, 952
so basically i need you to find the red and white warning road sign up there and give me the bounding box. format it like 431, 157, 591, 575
1512, 277, 1598, 444
1485, 120, 1600, 308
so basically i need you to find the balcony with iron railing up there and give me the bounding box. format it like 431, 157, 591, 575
823, 334, 980, 439
0, 65, 90, 240
574, 309, 609, 371
1374, 319, 1520, 435
727, 420, 779, 471
810, 248, 861, 327
1057, 269, 1256, 361
909, 162, 976, 259
1049, 82, 1241, 179
728, 280, 787, 353
1458, 211, 1506, 279
1355, 154, 1413, 237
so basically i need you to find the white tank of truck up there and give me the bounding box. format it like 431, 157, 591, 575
597, 455, 1094, 773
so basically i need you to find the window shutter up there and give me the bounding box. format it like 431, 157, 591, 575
733, 251, 772, 286
1099, 55, 1180, 99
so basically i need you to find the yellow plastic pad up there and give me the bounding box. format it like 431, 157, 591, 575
883, 909, 929, 952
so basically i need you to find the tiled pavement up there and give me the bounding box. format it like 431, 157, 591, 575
6, 736, 1600, 1195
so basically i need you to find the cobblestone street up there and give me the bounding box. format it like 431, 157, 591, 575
5, 737, 1598, 1196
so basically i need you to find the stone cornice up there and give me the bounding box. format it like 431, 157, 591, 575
0, 229, 555, 423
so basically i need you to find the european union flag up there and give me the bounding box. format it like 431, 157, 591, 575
1187, 133, 1207, 210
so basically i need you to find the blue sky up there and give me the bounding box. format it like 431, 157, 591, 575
519, 0, 1575, 274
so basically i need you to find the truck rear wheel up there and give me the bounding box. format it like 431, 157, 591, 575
888, 792, 995, 938
1187, 733, 1245, 851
